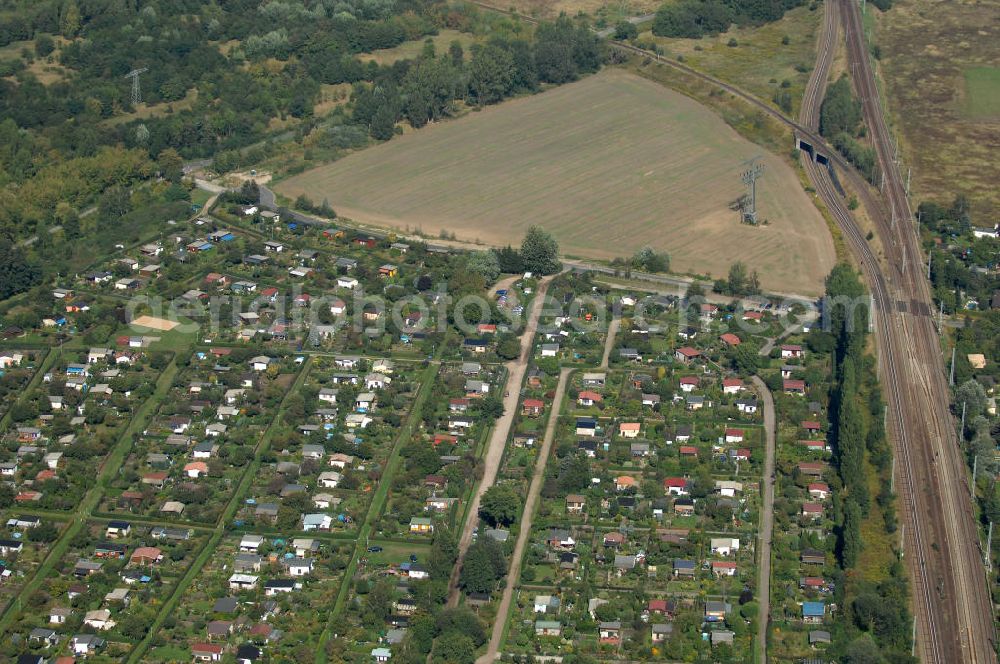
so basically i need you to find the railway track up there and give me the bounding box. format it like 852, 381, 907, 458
798, 3, 953, 662
465, 2, 994, 659
839, 1, 995, 661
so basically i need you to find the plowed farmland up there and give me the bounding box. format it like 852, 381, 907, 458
278, 69, 835, 295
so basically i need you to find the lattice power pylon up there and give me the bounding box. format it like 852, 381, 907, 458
740, 156, 765, 224
124, 67, 149, 106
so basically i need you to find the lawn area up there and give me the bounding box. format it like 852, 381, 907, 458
104, 88, 200, 126
357, 29, 477, 66
119, 315, 200, 352
276, 69, 835, 295
506, 0, 659, 20
876, 0, 1000, 220
190, 187, 213, 208
963, 67, 1000, 121
641, 5, 822, 119
364, 540, 432, 566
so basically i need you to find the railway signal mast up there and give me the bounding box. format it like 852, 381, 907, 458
740, 157, 764, 225
124, 67, 149, 106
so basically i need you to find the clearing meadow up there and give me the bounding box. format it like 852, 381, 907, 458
876, 0, 1000, 220
277, 69, 835, 295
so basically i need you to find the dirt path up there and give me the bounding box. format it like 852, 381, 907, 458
477, 366, 573, 663
751, 375, 776, 663
446, 275, 557, 606
477, 310, 619, 661
600, 316, 620, 370
757, 312, 818, 356
491, 275, 521, 298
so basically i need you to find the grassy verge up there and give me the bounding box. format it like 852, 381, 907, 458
640, 5, 821, 119
625, 59, 792, 157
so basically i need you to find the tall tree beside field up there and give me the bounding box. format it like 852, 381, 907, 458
466, 250, 501, 283
505, 39, 539, 92
494, 245, 524, 274
157, 148, 184, 183
402, 58, 463, 128
468, 43, 515, 105
534, 17, 601, 84
0, 238, 41, 299
728, 261, 748, 294
520, 225, 561, 275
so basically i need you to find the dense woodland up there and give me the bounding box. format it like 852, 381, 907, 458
0, 0, 601, 302
651, 0, 809, 39
818, 76, 877, 182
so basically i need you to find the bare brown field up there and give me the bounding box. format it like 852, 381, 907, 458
876, 0, 1000, 220
277, 69, 835, 294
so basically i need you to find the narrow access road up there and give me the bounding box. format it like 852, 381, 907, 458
751, 375, 776, 664
600, 316, 620, 370
479, 304, 620, 661
756, 315, 817, 357
447, 275, 557, 605
477, 367, 573, 663
193, 178, 227, 194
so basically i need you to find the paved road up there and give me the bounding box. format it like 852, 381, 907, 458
476, 367, 573, 662
565, 259, 818, 307
446, 274, 558, 605
751, 375, 776, 664
253, 185, 820, 306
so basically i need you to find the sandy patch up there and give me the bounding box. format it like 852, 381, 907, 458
131, 315, 180, 331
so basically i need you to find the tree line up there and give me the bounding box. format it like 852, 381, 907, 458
817, 264, 914, 662
652, 0, 809, 39
349, 17, 602, 140
819, 76, 877, 181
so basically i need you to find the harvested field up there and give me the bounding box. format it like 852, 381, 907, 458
131, 315, 180, 331
876, 0, 1000, 220
277, 69, 835, 294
